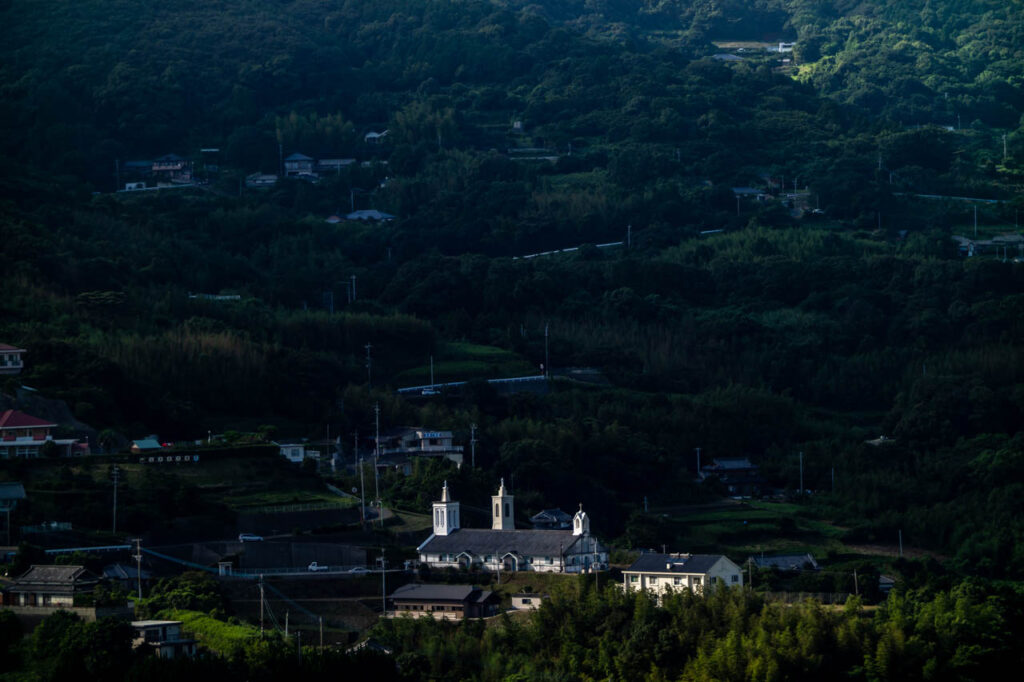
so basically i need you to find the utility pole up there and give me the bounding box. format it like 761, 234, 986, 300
853, 569, 859, 596
470, 423, 477, 468
380, 547, 387, 616
259, 575, 265, 635
111, 465, 120, 534
133, 538, 143, 600
748, 558, 753, 589
285, 611, 289, 638
359, 456, 366, 528
696, 447, 701, 474
319, 617, 323, 653
627, 224, 632, 249
365, 343, 372, 387
351, 274, 357, 302
1004, 133, 1008, 161
374, 402, 381, 527
899, 529, 903, 558
974, 204, 978, 238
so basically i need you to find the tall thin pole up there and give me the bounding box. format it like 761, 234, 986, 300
319, 617, 323, 653
259, 575, 265, 635
359, 457, 366, 528
351, 275, 357, 301
974, 205, 978, 238
380, 547, 387, 616
134, 538, 143, 600
111, 465, 120, 534
898, 529, 903, 558
853, 569, 859, 596
374, 402, 381, 527
696, 447, 701, 474
470, 423, 477, 468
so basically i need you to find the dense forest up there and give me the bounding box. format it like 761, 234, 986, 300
1, 3, 1024, 673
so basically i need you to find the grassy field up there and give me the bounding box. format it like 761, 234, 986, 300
394, 342, 536, 384
651, 500, 852, 560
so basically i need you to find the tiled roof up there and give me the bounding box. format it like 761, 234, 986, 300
8, 565, 99, 593
0, 344, 26, 352
626, 553, 732, 575
0, 410, 56, 429
419, 528, 580, 557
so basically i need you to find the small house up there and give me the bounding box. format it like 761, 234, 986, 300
284, 153, 316, 178
389, 584, 499, 620
510, 592, 547, 610
132, 620, 197, 659
0, 344, 26, 375
623, 553, 743, 596
4, 565, 99, 607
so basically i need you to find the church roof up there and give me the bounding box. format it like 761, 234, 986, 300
419, 528, 581, 557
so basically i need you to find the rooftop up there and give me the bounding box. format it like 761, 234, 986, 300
420, 528, 580, 557
626, 553, 731, 574
0, 410, 56, 430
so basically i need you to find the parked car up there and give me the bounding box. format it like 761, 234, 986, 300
307, 561, 329, 572
238, 533, 264, 542
347, 566, 370, 574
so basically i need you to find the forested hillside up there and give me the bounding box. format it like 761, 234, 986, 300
1, 0, 1023, 581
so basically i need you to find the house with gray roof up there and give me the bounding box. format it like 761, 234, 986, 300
417, 481, 607, 573
749, 553, 819, 572
623, 553, 742, 597
4, 565, 99, 607
389, 583, 499, 620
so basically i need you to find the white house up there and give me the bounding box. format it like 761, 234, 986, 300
417, 481, 607, 573
623, 553, 743, 596
0, 344, 26, 375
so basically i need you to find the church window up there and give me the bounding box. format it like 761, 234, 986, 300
495, 503, 500, 517
504, 502, 509, 517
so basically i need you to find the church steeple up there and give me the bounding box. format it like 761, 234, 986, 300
432, 480, 459, 536
491, 478, 514, 530
573, 503, 590, 536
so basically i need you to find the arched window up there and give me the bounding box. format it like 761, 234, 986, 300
495, 503, 500, 517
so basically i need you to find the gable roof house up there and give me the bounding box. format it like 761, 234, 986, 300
417, 481, 607, 573
530, 508, 572, 530
0, 344, 26, 375
0, 410, 85, 458
4, 565, 99, 607
389, 583, 499, 620
283, 153, 316, 179
624, 553, 743, 597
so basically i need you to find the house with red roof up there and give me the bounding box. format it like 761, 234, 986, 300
0, 410, 86, 458
0, 344, 25, 375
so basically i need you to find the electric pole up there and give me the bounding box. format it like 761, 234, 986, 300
259, 575, 265, 635
381, 547, 387, 616
133, 538, 143, 600
374, 402, 381, 527
111, 465, 120, 534
470, 423, 477, 468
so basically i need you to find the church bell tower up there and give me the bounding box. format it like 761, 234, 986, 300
491, 478, 514, 530
432, 481, 460, 536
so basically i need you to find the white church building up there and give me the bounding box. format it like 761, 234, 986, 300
417, 480, 608, 573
